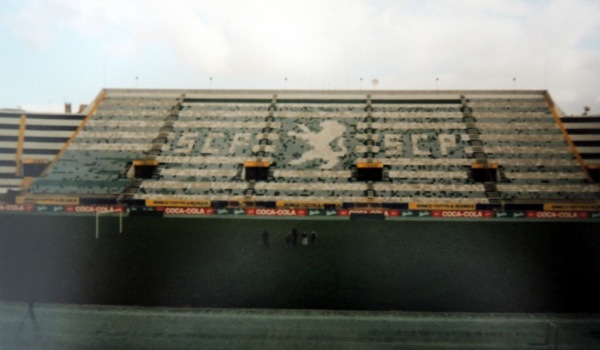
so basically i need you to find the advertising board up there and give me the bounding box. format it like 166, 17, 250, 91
246, 208, 307, 216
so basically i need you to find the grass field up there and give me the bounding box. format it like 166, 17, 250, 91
1, 213, 599, 312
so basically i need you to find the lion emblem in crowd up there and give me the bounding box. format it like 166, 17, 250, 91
288, 120, 347, 169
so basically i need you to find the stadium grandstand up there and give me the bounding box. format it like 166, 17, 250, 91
1, 88, 598, 218
2, 88, 600, 349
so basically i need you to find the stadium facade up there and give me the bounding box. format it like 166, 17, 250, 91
0, 88, 598, 219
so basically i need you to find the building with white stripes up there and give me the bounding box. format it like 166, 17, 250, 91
561, 115, 600, 166
0, 110, 84, 194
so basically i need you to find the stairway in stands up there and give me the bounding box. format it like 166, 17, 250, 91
147, 95, 185, 158
363, 95, 378, 199
244, 94, 278, 197
460, 95, 502, 206
119, 94, 185, 201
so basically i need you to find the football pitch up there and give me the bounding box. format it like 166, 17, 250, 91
1, 213, 599, 313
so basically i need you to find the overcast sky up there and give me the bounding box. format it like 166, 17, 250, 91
1, 0, 599, 114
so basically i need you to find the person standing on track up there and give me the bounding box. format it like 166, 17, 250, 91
301, 231, 308, 246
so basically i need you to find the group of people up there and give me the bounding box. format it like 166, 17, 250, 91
261, 228, 317, 248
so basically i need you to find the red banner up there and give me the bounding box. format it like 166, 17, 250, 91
337, 209, 400, 217
526, 211, 589, 219
157, 207, 215, 215
65, 205, 125, 213
431, 210, 494, 218
0, 204, 34, 212
245, 208, 307, 216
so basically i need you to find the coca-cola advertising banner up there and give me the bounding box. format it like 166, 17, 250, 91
525, 211, 589, 219
0, 204, 34, 212
431, 210, 495, 219
157, 207, 215, 215
246, 208, 307, 216
1, 204, 599, 220
64, 206, 125, 213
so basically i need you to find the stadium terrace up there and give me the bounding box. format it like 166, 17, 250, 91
1, 89, 599, 219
